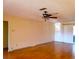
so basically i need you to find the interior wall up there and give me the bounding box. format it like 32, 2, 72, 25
4, 15, 55, 51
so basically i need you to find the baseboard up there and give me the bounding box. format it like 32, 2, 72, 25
8, 41, 53, 52
3, 48, 8, 51
54, 40, 73, 44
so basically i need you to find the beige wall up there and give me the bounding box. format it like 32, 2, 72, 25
4, 15, 55, 51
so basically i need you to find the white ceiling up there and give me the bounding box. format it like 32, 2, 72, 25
4, 0, 75, 22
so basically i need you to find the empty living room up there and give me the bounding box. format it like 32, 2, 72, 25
3, 0, 75, 59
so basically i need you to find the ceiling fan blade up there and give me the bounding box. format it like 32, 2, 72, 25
49, 17, 57, 18
47, 14, 52, 17
40, 8, 47, 10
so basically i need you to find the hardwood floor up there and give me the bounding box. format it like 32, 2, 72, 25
3, 41, 74, 59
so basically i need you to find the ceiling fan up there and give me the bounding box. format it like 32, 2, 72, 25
40, 8, 58, 22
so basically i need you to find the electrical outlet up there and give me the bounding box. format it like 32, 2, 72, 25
11, 48, 13, 50
16, 44, 18, 46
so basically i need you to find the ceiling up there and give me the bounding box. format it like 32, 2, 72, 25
4, 0, 75, 22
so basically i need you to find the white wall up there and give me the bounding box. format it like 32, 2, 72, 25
4, 15, 55, 51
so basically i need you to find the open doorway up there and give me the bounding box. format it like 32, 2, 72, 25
3, 21, 8, 59
3, 21, 8, 48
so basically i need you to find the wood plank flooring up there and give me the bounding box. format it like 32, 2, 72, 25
3, 41, 74, 59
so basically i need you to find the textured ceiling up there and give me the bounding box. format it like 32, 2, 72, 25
4, 0, 75, 22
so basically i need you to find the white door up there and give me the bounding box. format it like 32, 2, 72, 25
63, 25, 73, 43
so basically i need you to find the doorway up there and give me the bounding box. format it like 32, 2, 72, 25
3, 21, 8, 49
